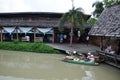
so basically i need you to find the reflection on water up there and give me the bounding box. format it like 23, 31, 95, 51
81, 71, 95, 80
0, 75, 38, 80
0, 50, 120, 80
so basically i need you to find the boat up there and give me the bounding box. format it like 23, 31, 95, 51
63, 58, 99, 66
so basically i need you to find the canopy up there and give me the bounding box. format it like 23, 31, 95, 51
46, 29, 53, 34
37, 28, 52, 35
3, 27, 15, 34
19, 27, 32, 33
1, 29, 8, 33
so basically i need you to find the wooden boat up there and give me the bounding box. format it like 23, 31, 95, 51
63, 58, 99, 66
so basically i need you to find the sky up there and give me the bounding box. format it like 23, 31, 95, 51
0, 0, 103, 15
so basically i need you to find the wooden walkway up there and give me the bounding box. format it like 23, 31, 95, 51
46, 43, 100, 53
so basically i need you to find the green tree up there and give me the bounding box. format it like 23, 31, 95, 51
58, 7, 85, 46
88, 18, 97, 27
92, 0, 120, 20
103, 0, 120, 7
92, 1, 104, 18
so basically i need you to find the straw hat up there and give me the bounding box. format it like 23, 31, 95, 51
73, 51, 77, 54
91, 55, 94, 57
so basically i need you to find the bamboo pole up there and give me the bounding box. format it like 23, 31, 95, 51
16, 27, 19, 40
52, 28, 54, 43
0, 27, 2, 42
34, 27, 36, 42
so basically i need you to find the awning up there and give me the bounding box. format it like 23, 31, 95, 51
3, 27, 15, 34
46, 29, 53, 34
37, 28, 52, 35
19, 27, 32, 33
12, 29, 23, 33
1, 29, 8, 33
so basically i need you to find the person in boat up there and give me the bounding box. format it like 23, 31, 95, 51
89, 55, 95, 62
85, 52, 91, 61
65, 50, 77, 60
79, 54, 85, 60
65, 55, 75, 60
85, 53, 95, 62
78, 54, 86, 62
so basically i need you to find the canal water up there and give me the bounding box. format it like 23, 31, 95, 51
0, 50, 119, 80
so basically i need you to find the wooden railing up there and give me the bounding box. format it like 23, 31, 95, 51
97, 50, 120, 68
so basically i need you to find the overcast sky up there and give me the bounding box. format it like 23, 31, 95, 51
0, 0, 103, 14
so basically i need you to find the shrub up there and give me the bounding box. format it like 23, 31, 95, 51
13, 39, 20, 44
0, 42, 61, 54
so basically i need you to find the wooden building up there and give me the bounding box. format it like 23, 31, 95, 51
89, 5, 120, 68
0, 12, 90, 43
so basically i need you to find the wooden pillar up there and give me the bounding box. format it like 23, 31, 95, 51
0, 27, 2, 42
16, 27, 19, 40
52, 28, 54, 43
34, 27, 36, 42
100, 36, 103, 51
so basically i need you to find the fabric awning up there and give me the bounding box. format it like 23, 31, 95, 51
3, 27, 15, 34
37, 28, 52, 35
19, 27, 32, 33
12, 29, 23, 33
46, 29, 53, 34
1, 29, 8, 33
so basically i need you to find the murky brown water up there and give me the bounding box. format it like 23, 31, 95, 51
0, 50, 120, 80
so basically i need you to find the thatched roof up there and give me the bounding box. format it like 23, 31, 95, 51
89, 5, 120, 38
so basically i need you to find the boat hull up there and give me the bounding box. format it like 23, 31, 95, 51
63, 58, 99, 66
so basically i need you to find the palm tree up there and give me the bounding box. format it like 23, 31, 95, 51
92, 1, 104, 18
58, 7, 85, 46
103, 0, 120, 7
88, 18, 97, 27
92, 0, 120, 18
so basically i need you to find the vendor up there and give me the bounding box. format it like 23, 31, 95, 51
85, 52, 92, 61
89, 55, 95, 62
105, 45, 115, 54
105, 45, 112, 53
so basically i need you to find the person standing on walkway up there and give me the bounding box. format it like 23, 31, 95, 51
77, 30, 81, 43
60, 33, 63, 43
86, 36, 89, 46
63, 34, 67, 43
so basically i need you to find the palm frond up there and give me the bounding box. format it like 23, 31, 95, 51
58, 7, 85, 32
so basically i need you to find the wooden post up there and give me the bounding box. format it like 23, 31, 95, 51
52, 28, 54, 43
16, 27, 19, 40
100, 37, 103, 51
34, 27, 36, 42
0, 27, 2, 42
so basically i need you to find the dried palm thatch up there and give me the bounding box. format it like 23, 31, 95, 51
89, 5, 120, 38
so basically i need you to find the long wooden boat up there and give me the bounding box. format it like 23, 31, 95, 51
63, 58, 99, 66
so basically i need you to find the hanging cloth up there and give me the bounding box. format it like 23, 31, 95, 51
19, 27, 32, 33
3, 27, 15, 34
37, 28, 52, 35
2, 29, 8, 33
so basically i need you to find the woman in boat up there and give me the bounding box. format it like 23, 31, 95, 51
89, 55, 95, 62
85, 53, 95, 62
85, 52, 91, 61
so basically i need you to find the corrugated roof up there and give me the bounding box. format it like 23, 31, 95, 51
0, 12, 90, 27
0, 12, 63, 18
89, 5, 120, 38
